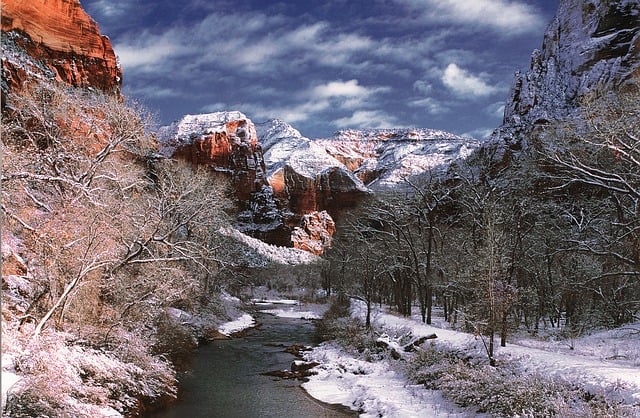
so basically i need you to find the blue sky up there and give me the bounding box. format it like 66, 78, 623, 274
83, 0, 558, 139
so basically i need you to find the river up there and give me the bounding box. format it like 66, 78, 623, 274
145, 310, 356, 418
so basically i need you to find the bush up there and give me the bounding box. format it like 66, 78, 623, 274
405, 345, 458, 389
4, 330, 176, 417
404, 343, 636, 417
314, 295, 353, 342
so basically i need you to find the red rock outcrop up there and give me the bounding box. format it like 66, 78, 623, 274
275, 165, 368, 216
164, 115, 268, 201
291, 211, 336, 255
1, 0, 121, 94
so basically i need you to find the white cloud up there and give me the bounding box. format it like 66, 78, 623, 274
409, 97, 448, 115
126, 84, 179, 99
310, 79, 391, 110
413, 80, 433, 95
114, 11, 375, 78
399, 0, 545, 35
116, 36, 180, 69
85, 0, 133, 19
441, 63, 498, 97
312, 79, 369, 98
240, 99, 332, 124
333, 110, 399, 129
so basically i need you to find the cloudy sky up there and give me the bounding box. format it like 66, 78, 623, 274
83, 0, 558, 139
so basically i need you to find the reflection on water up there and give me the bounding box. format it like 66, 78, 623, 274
146, 311, 355, 418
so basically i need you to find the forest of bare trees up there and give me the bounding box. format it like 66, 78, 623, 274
322, 85, 640, 364
0, 83, 263, 416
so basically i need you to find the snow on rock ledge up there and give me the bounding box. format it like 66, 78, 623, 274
503, 0, 640, 130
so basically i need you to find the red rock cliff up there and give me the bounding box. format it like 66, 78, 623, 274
1, 0, 121, 94
161, 114, 268, 201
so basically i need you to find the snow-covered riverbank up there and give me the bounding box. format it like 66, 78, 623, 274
218, 296, 640, 416
300, 300, 640, 417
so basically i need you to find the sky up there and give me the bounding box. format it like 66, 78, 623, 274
82, 0, 559, 139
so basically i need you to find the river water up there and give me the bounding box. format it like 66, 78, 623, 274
146, 311, 356, 418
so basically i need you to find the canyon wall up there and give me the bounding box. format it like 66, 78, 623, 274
503, 0, 639, 137
1, 0, 121, 96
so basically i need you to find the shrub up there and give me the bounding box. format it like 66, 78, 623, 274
405, 344, 458, 388
314, 295, 353, 342
404, 343, 637, 417
4, 330, 176, 416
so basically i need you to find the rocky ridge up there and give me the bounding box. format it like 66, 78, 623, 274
502, 0, 639, 141
1, 0, 121, 98
160, 114, 479, 254
317, 128, 479, 190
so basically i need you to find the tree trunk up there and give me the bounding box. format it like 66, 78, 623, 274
500, 309, 508, 347
426, 285, 433, 325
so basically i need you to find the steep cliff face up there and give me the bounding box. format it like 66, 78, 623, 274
159, 112, 268, 201
503, 0, 639, 133
1, 0, 121, 95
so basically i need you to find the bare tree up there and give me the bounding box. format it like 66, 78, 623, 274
545, 85, 640, 325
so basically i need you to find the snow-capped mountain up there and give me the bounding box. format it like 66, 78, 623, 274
317, 128, 479, 190
257, 120, 478, 192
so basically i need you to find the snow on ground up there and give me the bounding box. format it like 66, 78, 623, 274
364, 303, 640, 403
1, 367, 21, 412
253, 299, 325, 320
302, 300, 640, 417
217, 313, 255, 336
303, 342, 479, 417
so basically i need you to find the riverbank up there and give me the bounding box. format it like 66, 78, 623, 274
300, 300, 640, 417
146, 303, 354, 418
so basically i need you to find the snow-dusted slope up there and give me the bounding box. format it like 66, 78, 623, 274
319, 128, 479, 190
220, 227, 319, 266
257, 120, 478, 191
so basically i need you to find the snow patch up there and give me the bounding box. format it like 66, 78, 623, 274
220, 227, 319, 265
302, 342, 473, 417
218, 313, 255, 336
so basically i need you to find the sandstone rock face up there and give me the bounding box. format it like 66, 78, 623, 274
291, 211, 336, 255
158, 112, 268, 201
503, 0, 639, 131
1, 0, 121, 94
